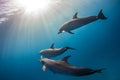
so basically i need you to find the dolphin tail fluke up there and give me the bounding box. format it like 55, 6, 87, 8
94, 68, 106, 73
98, 9, 107, 20
66, 47, 75, 50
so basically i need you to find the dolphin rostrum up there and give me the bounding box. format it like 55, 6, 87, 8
58, 9, 107, 34
40, 55, 105, 76
40, 43, 75, 58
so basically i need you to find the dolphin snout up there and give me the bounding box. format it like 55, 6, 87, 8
58, 30, 66, 34
40, 60, 45, 64
58, 31, 62, 34
40, 50, 44, 55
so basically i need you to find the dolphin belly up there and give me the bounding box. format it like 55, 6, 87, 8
58, 10, 107, 34
43, 60, 96, 76
62, 16, 98, 32
40, 48, 66, 58
46, 62, 99, 76
69, 68, 96, 76
40, 56, 105, 76
78, 16, 99, 25
61, 19, 81, 31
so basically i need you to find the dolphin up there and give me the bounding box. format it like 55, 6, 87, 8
40, 43, 75, 58
58, 9, 107, 34
40, 55, 105, 76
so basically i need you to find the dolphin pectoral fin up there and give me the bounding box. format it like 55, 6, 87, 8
50, 43, 54, 49
68, 31, 74, 34
61, 55, 71, 63
73, 12, 78, 19
42, 65, 46, 71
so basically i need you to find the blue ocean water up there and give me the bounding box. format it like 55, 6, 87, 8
0, 0, 120, 80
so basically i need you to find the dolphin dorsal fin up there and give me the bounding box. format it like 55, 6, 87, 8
61, 55, 71, 62
73, 12, 78, 19
50, 43, 54, 49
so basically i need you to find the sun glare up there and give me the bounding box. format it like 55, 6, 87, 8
14, 0, 51, 14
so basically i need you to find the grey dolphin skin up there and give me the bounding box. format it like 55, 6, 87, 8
58, 9, 107, 34
40, 43, 75, 58
40, 55, 105, 76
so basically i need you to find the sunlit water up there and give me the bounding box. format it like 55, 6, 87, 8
0, 0, 120, 80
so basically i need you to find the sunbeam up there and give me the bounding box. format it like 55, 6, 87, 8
13, 0, 52, 14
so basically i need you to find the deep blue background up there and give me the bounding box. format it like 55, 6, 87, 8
0, 0, 120, 80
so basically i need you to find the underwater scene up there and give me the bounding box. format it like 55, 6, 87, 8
0, 0, 120, 80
